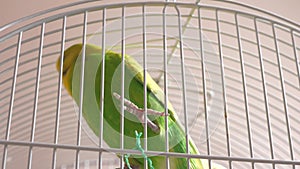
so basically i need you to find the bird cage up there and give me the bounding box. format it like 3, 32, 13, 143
0, 0, 299, 169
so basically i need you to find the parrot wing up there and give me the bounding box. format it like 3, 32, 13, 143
123, 53, 178, 123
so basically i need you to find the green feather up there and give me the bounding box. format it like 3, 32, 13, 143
59, 44, 225, 169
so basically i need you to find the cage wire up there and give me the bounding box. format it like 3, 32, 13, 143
0, 0, 300, 169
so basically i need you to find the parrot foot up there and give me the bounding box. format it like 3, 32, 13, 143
113, 92, 168, 133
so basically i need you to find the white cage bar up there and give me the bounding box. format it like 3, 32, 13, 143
0, 1, 300, 169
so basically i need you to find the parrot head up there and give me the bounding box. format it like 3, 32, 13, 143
56, 44, 83, 74
56, 43, 103, 96
56, 44, 83, 96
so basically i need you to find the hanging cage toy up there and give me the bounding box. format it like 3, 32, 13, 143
0, 0, 300, 169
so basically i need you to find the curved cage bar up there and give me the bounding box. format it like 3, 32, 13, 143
0, 1, 300, 169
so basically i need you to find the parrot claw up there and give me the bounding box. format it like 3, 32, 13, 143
113, 92, 167, 133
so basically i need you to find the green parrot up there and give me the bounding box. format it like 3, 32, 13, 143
56, 43, 226, 169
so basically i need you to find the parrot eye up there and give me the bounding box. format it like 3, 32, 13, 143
63, 69, 67, 76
